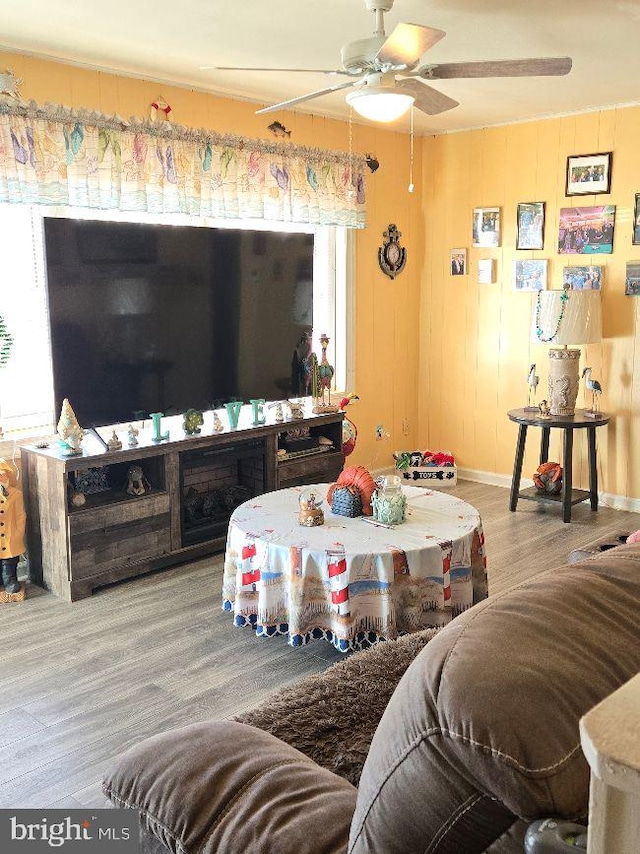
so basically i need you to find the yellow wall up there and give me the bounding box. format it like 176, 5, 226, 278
0, 50, 424, 471
4, 51, 639, 504
420, 110, 640, 504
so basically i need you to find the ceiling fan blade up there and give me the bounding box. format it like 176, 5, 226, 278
421, 56, 572, 80
256, 81, 357, 115
200, 65, 351, 75
376, 23, 446, 69
397, 79, 459, 116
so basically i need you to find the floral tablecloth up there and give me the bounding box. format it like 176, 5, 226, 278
222, 485, 487, 652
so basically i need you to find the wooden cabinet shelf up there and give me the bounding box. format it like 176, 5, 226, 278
21, 405, 344, 601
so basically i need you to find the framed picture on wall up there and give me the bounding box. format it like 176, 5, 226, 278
472, 207, 501, 248
565, 152, 612, 196
562, 265, 603, 290
478, 259, 496, 284
512, 259, 548, 291
625, 262, 640, 295
633, 194, 640, 245
558, 205, 615, 254
516, 202, 545, 250
450, 248, 467, 276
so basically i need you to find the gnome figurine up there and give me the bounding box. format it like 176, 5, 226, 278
57, 398, 84, 455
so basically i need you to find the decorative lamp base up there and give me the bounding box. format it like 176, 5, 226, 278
548, 348, 581, 416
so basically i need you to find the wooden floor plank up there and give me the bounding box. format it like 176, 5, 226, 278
1, 479, 638, 807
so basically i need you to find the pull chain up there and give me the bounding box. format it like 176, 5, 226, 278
408, 105, 415, 193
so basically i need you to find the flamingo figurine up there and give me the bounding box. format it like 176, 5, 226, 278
527, 363, 539, 409
581, 367, 603, 415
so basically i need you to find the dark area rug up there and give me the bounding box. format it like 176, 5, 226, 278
232, 628, 440, 785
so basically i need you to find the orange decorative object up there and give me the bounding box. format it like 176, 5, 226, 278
533, 461, 563, 494
326, 465, 377, 516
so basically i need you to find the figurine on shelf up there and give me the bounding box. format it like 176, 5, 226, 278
538, 399, 551, 418
533, 462, 563, 494
582, 367, 603, 416
285, 400, 305, 420
125, 465, 150, 497
57, 398, 84, 456
311, 334, 339, 414
0, 458, 26, 598
127, 424, 139, 446
183, 408, 204, 435
526, 364, 539, 410
107, 431, 122, 451
212, 411, 224, 433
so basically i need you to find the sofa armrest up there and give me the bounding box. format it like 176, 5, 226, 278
103, 720, 356, 854
350, 546, 640, 854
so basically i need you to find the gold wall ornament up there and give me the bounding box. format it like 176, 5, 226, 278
378, 224, 407, 279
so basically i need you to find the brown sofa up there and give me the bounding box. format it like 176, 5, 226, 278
102, 543, 640, 853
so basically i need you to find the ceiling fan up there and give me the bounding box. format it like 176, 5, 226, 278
201, 0, 572, 123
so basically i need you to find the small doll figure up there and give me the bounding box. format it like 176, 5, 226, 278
0, 459, 26, 595
127, 424, 139, 446
213, 412, 224, 433
107, 430, 122, 451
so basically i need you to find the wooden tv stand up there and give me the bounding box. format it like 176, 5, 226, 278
21, 404, 344, 602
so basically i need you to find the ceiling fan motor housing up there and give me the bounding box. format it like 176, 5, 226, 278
341, 36, 387, 73
365, 0, 394, 12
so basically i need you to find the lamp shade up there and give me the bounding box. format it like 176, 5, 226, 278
532, 289, 602, 346
345, 88, 414, 122
531, 290, 602, 417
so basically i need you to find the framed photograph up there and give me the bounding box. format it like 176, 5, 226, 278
562, 265, 603, 290
516, 202, 545, 250
473, 207, 501, 248
450, 248, 467, 276
566, 152, 612, 196
633, 194, 640, 245
625, 262, 640, 295
512, 259, 548, 292
558, 205, 615, 255
478, 258, 496, 284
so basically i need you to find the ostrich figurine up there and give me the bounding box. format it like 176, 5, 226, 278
526, 363, 539, 410
582, 367, 603, 415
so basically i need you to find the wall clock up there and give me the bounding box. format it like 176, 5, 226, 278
378, 223, 407, 279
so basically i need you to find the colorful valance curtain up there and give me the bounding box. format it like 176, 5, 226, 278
0, 99, 367, 228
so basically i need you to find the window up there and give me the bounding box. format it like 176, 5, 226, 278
0, 205, 352, 436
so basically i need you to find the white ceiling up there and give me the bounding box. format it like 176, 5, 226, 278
2, 0, 640, 135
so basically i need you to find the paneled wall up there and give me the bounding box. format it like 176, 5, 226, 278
420, 110, 640, 506
0, 50, 424, 472
3, 50, 639, 505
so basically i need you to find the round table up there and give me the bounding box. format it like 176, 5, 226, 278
222, 485, 487, 652
508, 407, 610, 523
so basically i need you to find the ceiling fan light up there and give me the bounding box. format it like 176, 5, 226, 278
345, 89, 414, 122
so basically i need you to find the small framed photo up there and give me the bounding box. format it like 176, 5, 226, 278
450, 248, 467, 276
516, 202, 545, 250
478, 258, 496, 284
473, 207, 501, 248
566, 152, 612, 196
562, 265, 603, 290
558, 205, 615, 254
512, 259, 548, 291
633, 194, 640, 245
625, 261, 640, 295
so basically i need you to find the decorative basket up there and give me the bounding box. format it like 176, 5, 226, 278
331, 486, 363, 518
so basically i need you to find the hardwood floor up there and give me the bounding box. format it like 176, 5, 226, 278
2, 480, 639, 809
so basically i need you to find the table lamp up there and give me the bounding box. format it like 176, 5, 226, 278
531, 289, 602, 416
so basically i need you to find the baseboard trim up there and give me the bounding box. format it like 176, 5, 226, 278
458, 467, 640, 514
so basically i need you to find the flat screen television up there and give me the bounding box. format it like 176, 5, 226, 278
43, 217, 314, 427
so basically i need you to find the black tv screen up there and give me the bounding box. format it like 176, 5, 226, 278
43, 218, 314, 427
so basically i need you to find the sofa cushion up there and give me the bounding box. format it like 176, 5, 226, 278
103, 720, 356, 854
350, 545, 640, 854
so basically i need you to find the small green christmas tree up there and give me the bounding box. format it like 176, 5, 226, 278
0, 315, 13, 367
